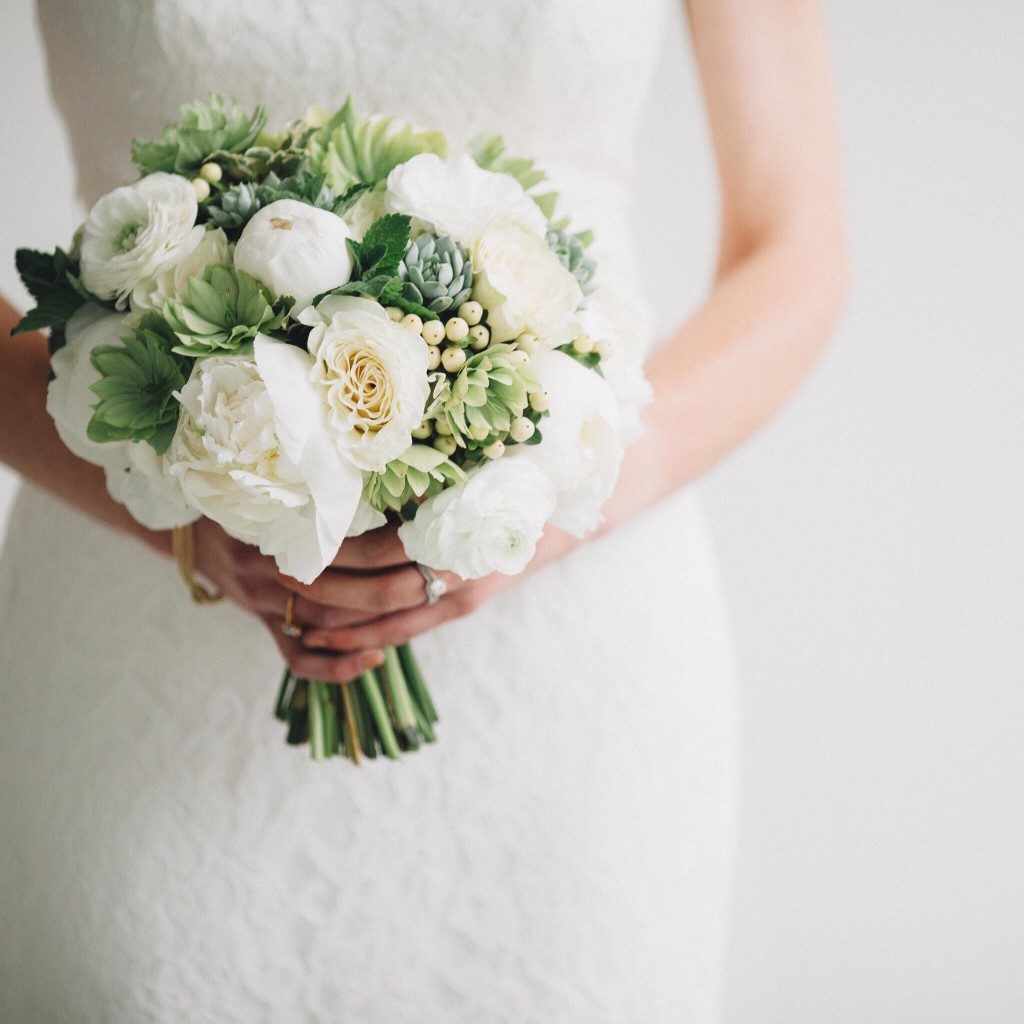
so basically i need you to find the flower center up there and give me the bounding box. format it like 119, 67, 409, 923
269, 217, 294, 231
114, 223, 142, 253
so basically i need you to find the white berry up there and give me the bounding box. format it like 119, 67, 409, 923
426, 345, 441, 371
468, 325, 490, 350
384, 306, 403, 322
441, 346, 467, 373
411, 422, 432, 440
457, 301, 484, 326
401, 313, 423, 333
445, 317, 469, 343
421, 319, 446, 345
190, 177, 211, 202
434, 417, 453, 436
468, 423, 490, 442
508, 349, 530, 365
572, 334, 594, 354
509, 417, 536, 443
433, 436, 457, 456
516, 332, 539, 355
483, 440, 506, 460
199, 162, 223, 184
529, 389, 550, 413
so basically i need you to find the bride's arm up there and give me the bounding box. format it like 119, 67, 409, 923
286, 0, 848, 652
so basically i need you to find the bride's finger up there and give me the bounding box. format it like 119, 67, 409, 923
264, 616, 383, 683
331, 526, 409, 571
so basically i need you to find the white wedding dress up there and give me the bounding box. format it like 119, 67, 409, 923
0, 1, 739, 1021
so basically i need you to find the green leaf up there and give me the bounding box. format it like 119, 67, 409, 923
12, 247, 90, 335
350, 213, 411, 279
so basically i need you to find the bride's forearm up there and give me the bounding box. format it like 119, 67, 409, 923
0, 295, 172, 557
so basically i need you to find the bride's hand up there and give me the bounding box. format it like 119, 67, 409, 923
191, 517, 386, 683
277, 524, 578, 654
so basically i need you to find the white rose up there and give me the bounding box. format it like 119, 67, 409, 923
167, 342, 363, 583
527, 349, 624, 537
577, 296, 652, 446
385, 153, 547, 245
129, 227, 231, 313
233, 199, 353, 314
48, 303, 196, 528
399, 457, 555, 579
79, 172, 204, 309
298, 295, 430, 473
472, 224, 583, 346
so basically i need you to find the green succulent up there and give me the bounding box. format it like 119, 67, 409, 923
305, 97, 448, 192
397, 234, 473, 315
204, 171, 345, 234
546, 228, 597, 295
436, 344, 537, 448
163, 265, 290, 356
87, 314, 187, 454
364, 445, 464, 515
469, 134, 559, 221
132, 95, 268, 177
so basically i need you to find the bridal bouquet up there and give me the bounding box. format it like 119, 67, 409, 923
13, 96, 651, 763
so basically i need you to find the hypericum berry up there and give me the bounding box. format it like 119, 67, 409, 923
457, 300, 484, 326
483, 440, 506, 460
401, 313, 424, 333
529, 389, 550, 413
199, 162, 223, 184
411, 422, 433, 440
434, 417, 453, 436
190, 177, 211, 202
445, 317, 469, 344
515, 332, 539, 355
509, 416, 536, 443
384, 306, 403, 322
441, 346, 467, 373
426, 345, 442, 371
433, 435, 457, 456
421, 319, 446, 346
508, 349, 530, 365
468, 325, 490, 350
468, 423, 490, 442
572, 334, 594, 354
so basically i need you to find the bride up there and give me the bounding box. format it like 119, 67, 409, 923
0, 1, 845, 1020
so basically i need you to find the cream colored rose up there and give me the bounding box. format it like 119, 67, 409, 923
472, 223, 583, 346
298, 295, 430, 473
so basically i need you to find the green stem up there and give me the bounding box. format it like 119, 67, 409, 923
398, 643, 438, 725
359, 670, 401, 760
285, 679, 310, 745
380, 646, 420, 749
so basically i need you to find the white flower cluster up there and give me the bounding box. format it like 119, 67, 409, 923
46, 104, 652, 585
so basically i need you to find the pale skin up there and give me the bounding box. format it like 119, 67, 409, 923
0, 0, 846, 684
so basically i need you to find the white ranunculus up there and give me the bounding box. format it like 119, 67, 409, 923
79, 172, 204, 309
399, 457, 555, 579
167, 343, 364, 583
298, 295, 430, 473
48, 303, 197, 528
472, 224, 583, 346
129, 227, 231, 313
346, 499, 387, 538
233, 199, 353, 314
385, 153, 547, 245
577, 297, 652, 446
527, 348, 624, 537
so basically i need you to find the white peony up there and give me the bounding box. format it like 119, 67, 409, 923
167, 342, 364, 583
298, 295, 430, 473
48, 303, 196, 528
577, 296, 652, 446
471, 224, 583, 346
78, 172, 204, 309
233, 199, 353, 314
398, 457, 555, 579
526, 348, 624, 537
129, 227, 231, 313
385, 153, 547, 245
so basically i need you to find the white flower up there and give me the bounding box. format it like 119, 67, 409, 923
167, 343, 364, 583
346, 499, 387, 538
342, 188, 387, 241
298, 295, 430, 473
399, 457, 555, 579
472, 224, 583, 346
526, 349, 624, 537
233, 199, 353, 314
130, 227, 231, 313
385, 153, 547, 245
47, 303, 196, 528
577, 296, 652, 446
79, 172, 204, 309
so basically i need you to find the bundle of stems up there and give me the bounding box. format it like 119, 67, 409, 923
275, 643, 438, 762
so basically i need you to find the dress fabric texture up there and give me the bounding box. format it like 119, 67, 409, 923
0, 1, 739, 1021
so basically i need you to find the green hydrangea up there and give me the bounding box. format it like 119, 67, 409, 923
163, 265, 289, 356
364, 445, 464, 514
436, 344, 537, 448
132, 95, 267, 177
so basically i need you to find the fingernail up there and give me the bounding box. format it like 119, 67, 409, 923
364, 650, 384, 670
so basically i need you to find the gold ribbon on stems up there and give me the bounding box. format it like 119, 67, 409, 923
171, 523, 224, 605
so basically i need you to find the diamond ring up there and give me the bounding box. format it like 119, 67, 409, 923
416, 564, 448, 606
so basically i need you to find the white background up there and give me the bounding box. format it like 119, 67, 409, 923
1, 2, 1021, 1020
